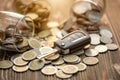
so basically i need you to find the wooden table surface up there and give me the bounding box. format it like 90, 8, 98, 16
0, 0, 120, 80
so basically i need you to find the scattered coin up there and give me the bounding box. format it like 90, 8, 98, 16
29, 59, 45, 71
56, 70, 72, 79
86, 10, 101, 23
62, 65, 79, 74
83, 57, 99, 65
95, 45, 108, 53
85, 49, 99, 57
11, 54, 21, 62
52, 57, 64, 66
39, 46, 53, 54
13, 57, 28, 66
74, 63, 87, 71
100, 29, 112, 38
105, 43, 119, 51
45, 53, 60, 61
0, 60, 13, 69
41, 65, 58, 75
63, 55, 80, 63
28, 38, 41, 49
90, 34, 100, 45
38, 30, 51, 38
100, 36, 112, 44
55, 64, 68, 70
73, 49, 84, 56
84, 44, 91, 49
12, 65, 28, 72
42, 58, 51, 65
22, 50, 37, 61
73, 58, 81, 64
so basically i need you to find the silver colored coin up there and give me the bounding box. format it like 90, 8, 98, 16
12, 65, 28, 72
100, 36, 112, 44
95, 45, 108, 53
28, 59, 45, 71
86, 10, 101, 23
73, 49, 84, 56
56, 70, 72, 79
83, 57, 99, 65
105, 43, 118, 51
62, 65, 79, 74
63, 55, 80, 63
41, 65, 58, 75
85, 49, 99, 57
100, 29, 112, 38
22, 50, 37, 61
28, 38, 41, 49
0, 60, 13, 69
75, 62, 87, 71
52, 57, 64, 66
13, 57, 28, 66
11, 54, 21, 62
90, 34, 100, 45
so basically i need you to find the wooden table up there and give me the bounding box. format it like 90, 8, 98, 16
0, 0, 120, 80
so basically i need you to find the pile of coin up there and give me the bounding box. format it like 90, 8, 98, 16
72, 1, 103, 26
14, 0, 50, 31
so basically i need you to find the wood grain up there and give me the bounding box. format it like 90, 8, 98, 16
0, 0, 120, 80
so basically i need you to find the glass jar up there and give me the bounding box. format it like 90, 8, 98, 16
72, 0, 106, 27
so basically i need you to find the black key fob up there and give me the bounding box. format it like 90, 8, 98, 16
55, 30, 91, 54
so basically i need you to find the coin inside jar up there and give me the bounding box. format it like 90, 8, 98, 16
12, 65, 28, 72
83, 57, 99, 65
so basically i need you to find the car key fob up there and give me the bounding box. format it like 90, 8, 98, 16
54, 30, 91, 54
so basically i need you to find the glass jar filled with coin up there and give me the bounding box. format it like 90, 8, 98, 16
14, 0, 51, 32
72, 0, 106, 30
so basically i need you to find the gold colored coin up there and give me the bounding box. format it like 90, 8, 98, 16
28, 38, 41, 49
41, 65, 58, 75
13, 57, 28, 66
11, 54, 21, 62
12, 65, 28, 72
39, 46, 53, 54
0, 60, 13, 69
45, 53, 60, 61
75, 63, 87, 71
22, 50, 37, 61
62, 65, 79, 74
38, 30, 51, 38
83, 57, 99, 65
63, 55, 79, 63
52, 57, 64, 65
56, 70, 72, 79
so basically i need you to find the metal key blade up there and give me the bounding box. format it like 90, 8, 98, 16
37, 49, 58, 59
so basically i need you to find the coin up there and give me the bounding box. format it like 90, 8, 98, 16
39, 46, 53, 54
38, 30, 51, 38
25, 13, 39, 21
17, 38, 29, 49
55, 64, 68, 70
100, 29, 112, 38
56, 70, 72, 79
73, 49, 84, 56
84, 44, 91, 49
52, 57, 64, 66
85, 49, 99, 57
45, 53, 60, 61
12, 65, 28, 72
11, 54, 21, 62
28, 59, 45, 71
63, 55, 80, 63
100, 36, 112, 44
41, 65, 58, 75
28, 38, 41, 49
74, 63, 87, 71
73, 58, 81, 64
86, 10, 101, 23
95, 45, 108, 53
83, 57, 99, 65
72, 1, 92, 15
90, 34, 100, 45
62, 65, 79, 74
13, 57, 28, 66
105, 43, 118, 51
22, 50, 37, 61
0, 60, 13, 69
42, 58, 51, 65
